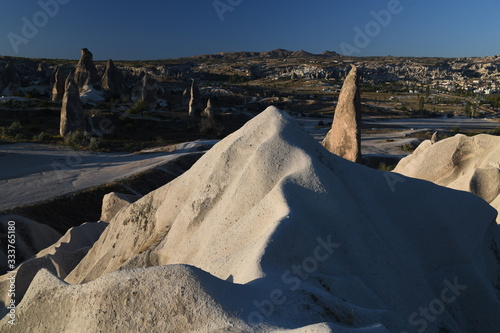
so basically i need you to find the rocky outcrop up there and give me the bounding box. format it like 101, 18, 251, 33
51, 66, 66, 102
203, 98, 213, 118
60, 73, 84, 137
74, 48, 100, 91
0, 215, 61, 275
34, 63, 47, 84
139, 72, 158, 108
188, 79, 201, 117
0, 220, 108, 319
100, 192, 141, 223
26, 107, 494, 332
322, 65, 362, 163
394, 133, 500, 223
182, 87, 190, 106
1, 62, 20, 96
102, 59, 127, 99
430, 131, 438, 144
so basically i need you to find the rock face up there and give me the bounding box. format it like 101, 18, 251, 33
3, 108, 500, 332
139, 72, 158, 108
189, 79, 201, 117
394, 133, 500, 223
102, 59, 127, 99
430, 131, 438, 144
34, 63, 47, 83
0, 220, 108, 319
51, 66, 66, 102
203, 98, 213, 118
182, 87, 190, 106
322, 65, 362, 163
100, 192, 141, 223
74, 48, 100, 91
0, 215, 61, 275
60, 73, 85, 137
1, 62, 20, 96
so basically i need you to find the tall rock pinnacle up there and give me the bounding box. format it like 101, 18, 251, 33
102, 59, 127, 99
60, 73, 84, 137
322, 65, 362, 163
51, 66, 66, 102
189, 79, 201, 117
74, 48, 100, 91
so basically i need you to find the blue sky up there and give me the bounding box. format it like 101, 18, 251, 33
0, 0, 499, 60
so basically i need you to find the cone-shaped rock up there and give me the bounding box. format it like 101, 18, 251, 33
34, 63, 47, 83
203, 98, 213, 118
51, 66, 66, 102
189, 79, 201, 117
322, 65, 362, 163
60, 73, 84, 137
74, 48, 100, 91
182, 87, 190, 106
430, 131, 438, 144
102, 59, 126, 99
140, 72, 158, 108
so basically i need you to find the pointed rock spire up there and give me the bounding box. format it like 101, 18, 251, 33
322, 65, 362, 163
60, 72, 84, 137
189, 79, 201, 117
52, 66, 66, 102
74, 48, 100, 91
203, 99, 213, 118
102, 59, 126, 99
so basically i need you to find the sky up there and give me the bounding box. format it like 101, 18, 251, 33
0, 0, 499, 60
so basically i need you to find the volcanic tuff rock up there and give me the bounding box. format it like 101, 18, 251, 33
394, 133, 500, 223
102, 59, 127, 99
74, 48, 100, 91
14, 107, 493, 332
51, 66, 66, 101
139, 72, 158, 108
0, 215, 61, 275
1, 61, 20, 96
100, 192, 141, 223
60, 73, 84, 137
189, 79, 201, 117
322, 65, 362, 163
203, 98, 213, 118
34, 62, 47, 84
0, 221, 108, 318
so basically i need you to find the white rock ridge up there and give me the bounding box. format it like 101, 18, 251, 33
2, 107, 499, 332
394, 133, 500, 223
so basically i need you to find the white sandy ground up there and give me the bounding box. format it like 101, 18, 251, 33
0, 140, 217, 210
3, 107, 499, 332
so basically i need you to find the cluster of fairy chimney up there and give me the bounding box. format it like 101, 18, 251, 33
2, 49, 363, 163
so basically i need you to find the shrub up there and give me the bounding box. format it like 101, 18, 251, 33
6, 122, 23, 136
378, 163, 396, 171
401, 143, 416, 153
88, 137, 103, 151
64, 130, 90, 148
34, 132, 52, 142
489, 126, 500, 136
